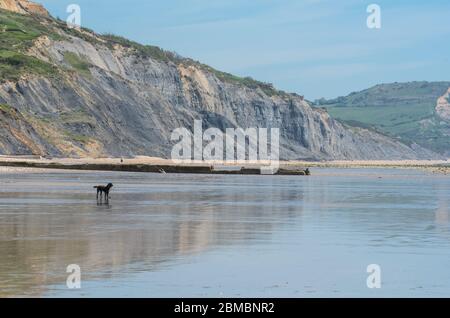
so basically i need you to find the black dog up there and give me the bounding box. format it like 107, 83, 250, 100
94, 183, 113, 200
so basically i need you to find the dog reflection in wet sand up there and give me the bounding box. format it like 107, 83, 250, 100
94, 183, 113, 201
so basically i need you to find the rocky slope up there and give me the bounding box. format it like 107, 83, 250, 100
0, 3, 440, 159
436, 87, 450, 122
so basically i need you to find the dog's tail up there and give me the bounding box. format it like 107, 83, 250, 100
93, 186, 98, 188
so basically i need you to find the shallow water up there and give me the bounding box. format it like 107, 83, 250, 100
0, 168, 449, 297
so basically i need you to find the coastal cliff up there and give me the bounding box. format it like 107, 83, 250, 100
0, 2, 439, 159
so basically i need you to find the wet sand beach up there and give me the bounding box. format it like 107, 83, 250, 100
0, 166, 449, 297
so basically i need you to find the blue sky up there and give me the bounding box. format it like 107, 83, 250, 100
37, 0, 450, 99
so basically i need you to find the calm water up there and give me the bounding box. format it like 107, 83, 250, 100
0, 167, 449, 297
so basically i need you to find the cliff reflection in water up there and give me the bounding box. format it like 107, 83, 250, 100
0, 171, 303, 297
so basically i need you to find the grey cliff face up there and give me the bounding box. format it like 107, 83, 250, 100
0, 31, 440, 159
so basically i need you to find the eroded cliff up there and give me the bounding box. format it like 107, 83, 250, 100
0, 4, 439, 159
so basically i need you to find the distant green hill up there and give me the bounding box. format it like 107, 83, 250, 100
315, 82, 450, 156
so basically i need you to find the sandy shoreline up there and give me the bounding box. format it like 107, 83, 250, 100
0, 155, 449, 174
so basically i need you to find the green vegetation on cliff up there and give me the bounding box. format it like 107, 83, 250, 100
63, 52, 91, 77
0, 103, 12, 112
0, 9, 60, 81
102, 33, 176, 63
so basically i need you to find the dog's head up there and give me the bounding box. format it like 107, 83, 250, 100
107, 183, 114, 188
